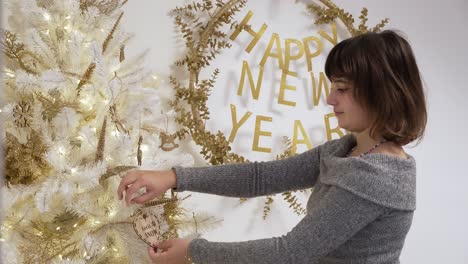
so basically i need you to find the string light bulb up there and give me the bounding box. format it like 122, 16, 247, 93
141, 144, 149, 152
58, 146, 66, 155
43, 12, 51, 21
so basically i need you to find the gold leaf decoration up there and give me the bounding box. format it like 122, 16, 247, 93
306, 0, 389, 36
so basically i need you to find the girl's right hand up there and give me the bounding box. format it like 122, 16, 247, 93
117, 169, 177, 206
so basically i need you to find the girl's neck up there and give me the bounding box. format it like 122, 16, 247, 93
350, 130, 408, 159
351, 130, 387, 156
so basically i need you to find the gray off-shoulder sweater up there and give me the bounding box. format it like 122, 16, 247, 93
172, 134, 416, 264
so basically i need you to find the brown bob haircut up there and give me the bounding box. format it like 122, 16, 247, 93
325, 30, 427, 146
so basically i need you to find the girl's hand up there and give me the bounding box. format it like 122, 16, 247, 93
148, 238, 194, 264
117, 169, 177, 206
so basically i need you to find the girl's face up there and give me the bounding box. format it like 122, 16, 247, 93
326, 78, 374, 133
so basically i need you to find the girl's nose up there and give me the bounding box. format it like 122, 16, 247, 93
326, 91, 336, 106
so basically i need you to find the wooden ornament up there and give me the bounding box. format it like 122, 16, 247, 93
159, 132, 179, 151
133, 211, 164, 247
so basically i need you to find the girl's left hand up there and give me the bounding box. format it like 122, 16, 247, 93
148, 238, 194, 264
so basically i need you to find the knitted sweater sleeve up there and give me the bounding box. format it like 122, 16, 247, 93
187, 185, 387, 264
172, 144, 323, 198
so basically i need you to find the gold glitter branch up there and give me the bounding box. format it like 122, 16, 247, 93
137, 135, 143, 166
34, 90, 80, 121
99, 165, 137, 183
19, 212, 85, 263
263, 196, 274, 220
80, 0, 121, 15
170, 1, 249, 165
1, 29, 38, 74
307, 0, 389, 36
282, 191, 307, 216
260, 136, 305, 218
109, 103, 130, 134
172, 0, 247, 72
103, 12, 124, 54
95, 116, 108, 162
76, 11, 124, 98
76, 62, 96, 97
4, 131, 51, 185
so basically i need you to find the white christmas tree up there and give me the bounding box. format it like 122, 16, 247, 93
0, 0, 219, 263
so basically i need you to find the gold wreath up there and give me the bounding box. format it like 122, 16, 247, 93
169, 0, 389, 219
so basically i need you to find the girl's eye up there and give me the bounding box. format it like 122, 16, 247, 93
336, 88, 348, 93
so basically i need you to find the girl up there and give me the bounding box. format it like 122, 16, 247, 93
118, 30, 427, 264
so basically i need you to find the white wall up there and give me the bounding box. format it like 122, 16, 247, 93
121, 1, 468, 263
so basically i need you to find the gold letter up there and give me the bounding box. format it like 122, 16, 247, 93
229, 11, 268, 53
259, 33, 284, 69
302, 36, 323, 72
310, 72, 330, 106
292, 120, 312, 154
318, 22, 338, 46
253, 115, 272, 153
228, 104, 253, 143
278, 69, 297, 107
237, 60, 264, 100
324, 113, 345, 140
284, 38, 304, 72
